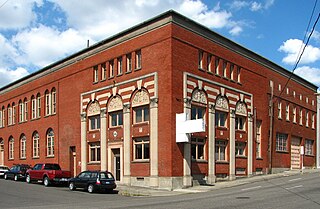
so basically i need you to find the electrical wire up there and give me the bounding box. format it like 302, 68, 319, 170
0, 0, 9, 9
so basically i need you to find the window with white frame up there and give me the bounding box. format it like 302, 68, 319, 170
117, 57, 123, 75
215, 57, 220, 75
109, 111, 123, 127
256, 120, 262, 158
93, 65, 98, 83
31, 95, 36, 119
306, 110, 309, 127
235, 116, 245, 131
276, 133, 287, 152
24, 98, 28, 121
9, 137, 14, 159
101, 63, 106, 80
51, 88, 56, 114
198, 50, 203, 69
8, 105, 12, 125
235, 141, 246, 156
237, 66, 241, 83
215, 111, 227, 127
134, 105, 149, 123
293, 107, 297, 123
45, 90, 51, 116
109, 60, 114, 78
0, 107, 3, 128
19, 100, 23, 122
312, 113, 315, 129
33, 132, 40, 158
47, 129, 54, 157
207, 54, 212, 72
215, 140, 227, 161
286, 104, 289, 121
20, 135, 26, 159
133, 137, 149, 160
191, 138, 205, 160
12, 103, 16, 124
36, 93, 41, 118
222, 60, 227, 77
230, 64, 234, 80
2, 106, 5, 126
278, 101, 282, 119
89, 142, 100, 162
126, 53, 132, 72
89, 115, 101, 130
299, 109, 303, 125
191, 105, 205, 120
305, 139, 313, 155
135, 50, 141, 69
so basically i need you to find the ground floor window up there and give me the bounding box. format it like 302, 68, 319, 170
133, 137, 149, 160
9, 137, 14, 159
89, 142, 101, 162
235, 141, 246, 157
191, 138, 205, 160
215, 140, 227, 161
276, 133, 287, 152
305, 139, 314, 155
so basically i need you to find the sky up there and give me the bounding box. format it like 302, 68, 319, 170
1, 0, 320, 90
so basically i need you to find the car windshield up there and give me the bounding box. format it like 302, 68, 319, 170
100, 172, 114, 180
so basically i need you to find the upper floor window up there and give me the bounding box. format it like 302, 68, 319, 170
207, 54, 212, 72
36, 93, 41, 118
237, 66, 241, 83
33, 132, 40, 158
135, 50, 142, 70
306, 110, 309, 127
198, 51, 203, 69
7, 104, 12, 125
101, 63, 106, 80
20, 134, 26, 159
132, 89, 150, 124
215, 111, 227, 128
117, 57, 123, 75
19, 100, 23, 123
215, 96, 229, 128
23, 98, 28, 121
87, 101, 101, 131
299, 109, 303, 125
109, 60, 114, 78
276, 133, 287, 152
286, 104, 289, 121
31, 95, 37, 119
235, 141, 246, 156
93, 65, 98, 83
51, 88, 56, 114
9, 137, 14, 160
110, 111, 123, 127
126, 53, 132, 72
215, 57, 220, 75
222, 61, 227, 77
45, 90, 51, 116
191, 105, 205, 120
134, 106, 149, 123
235, 116, 245, 131
0, 106, 4, 128
293, 107, 297, 123
47, 129, 54, 157
230, 64, 234, 80
191, 138, 205, 160
312, 113, 315, 129
89, 115, 101, 130
278, 101, 282, 119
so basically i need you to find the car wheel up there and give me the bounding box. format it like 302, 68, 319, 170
4, 174, 8, 180
26, 175, 31, 183
87, 184, 94, 193
43, 177, 50, 187
69, 182, 76, 191
14, 175, 18, 181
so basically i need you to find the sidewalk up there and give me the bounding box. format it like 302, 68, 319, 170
117, 168, 320, 197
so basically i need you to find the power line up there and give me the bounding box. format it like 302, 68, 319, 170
0, 0, 9, 9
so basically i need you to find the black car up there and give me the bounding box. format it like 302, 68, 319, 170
68, 171, 116, 193
4, 164, 32, 181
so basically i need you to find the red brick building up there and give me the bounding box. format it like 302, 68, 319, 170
0, 11, 317, 189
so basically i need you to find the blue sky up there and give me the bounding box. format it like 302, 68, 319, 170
1, 0, 320, 89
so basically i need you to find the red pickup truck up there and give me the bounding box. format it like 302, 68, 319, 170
26, 163, 71, 187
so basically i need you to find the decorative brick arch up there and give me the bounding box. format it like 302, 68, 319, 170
131, 88, 150, 107
215, 95, 229, 112
191, 88, 207, 105
87, 100, 101, 116
108, 95, 123, 112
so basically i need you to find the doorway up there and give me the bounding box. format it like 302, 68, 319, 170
70, 146, 76, 177
0, 140, 4, 165
291, 137, 301, 169
112, 149, 121, 181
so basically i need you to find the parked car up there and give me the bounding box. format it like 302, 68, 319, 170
0, 166, 9, 178
68, 171, 116, 193
4, 164, 32, 181
26, 163, 71, 186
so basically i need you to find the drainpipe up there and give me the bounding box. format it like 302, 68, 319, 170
268, 81, 274, 174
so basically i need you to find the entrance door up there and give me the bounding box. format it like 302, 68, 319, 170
70, 146, 76, 177
112, 149, 121, 181
0, 140, 4, 165
291, 137, 301, 169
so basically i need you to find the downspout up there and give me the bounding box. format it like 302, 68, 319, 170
268, 81, 274, 174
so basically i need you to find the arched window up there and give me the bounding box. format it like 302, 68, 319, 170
215, 95, 229, 128
191, 89, 207, 120
87, 101, 101, 130
0, 106, 3, 128
19, 100, 23, 122
47, 129, 54, 157
33, 132, 40, 158
235, 101, 247, 131
36, 93, 41, 118
8, 137, 14, 160
1, 106, 5, 127
7, 104, 12, 125
51, 88, 56, 114
108, 96, 123, 127
20, 134, 26, 159
132, 89, 150, 124
31, 95, 36, 119
23, 97, 28, 121
12, 102, 16, 125
45, 90, 51, 116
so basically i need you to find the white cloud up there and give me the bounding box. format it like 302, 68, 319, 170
0, 0, 43, 30
278, 39, 320, 65
295, 66, 320, 87
250, 2, 262, 11
11, 25, 91, 67
229, 1, 250, 10
0, 67, 29, 87
229, 25, 243, 36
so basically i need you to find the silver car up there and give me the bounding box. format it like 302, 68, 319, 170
0, 166, 9, 178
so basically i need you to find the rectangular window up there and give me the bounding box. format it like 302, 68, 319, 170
109, 111, 123, 127
215, 140, 227, 161
20, 139, 26, 159
235, 141, 246, 156
215, 111, 227, 127
306, 110, 309, 127
24, 100, 28, 121
32, 98, 36, 119
207, 54, 212, 72
19, 102, 23, 122
45, 93, 51, 116
230, 64, 234, 80
52, 90, 56, 114
109, 60, 114, 78
312, 113, 315, 129
135, 50, 141, 70
93, 65, 98, 83
191, 105, 205, 120
278, 101, 282, 119
191, 138, 205, 160
237, 66, 241, 83
256, 121, 262, 158
134, 105, 149, 123
33, 137, 39, 158
134, 137, 149, 160
37, 95, 41, 118
299, 109, 303, 125
101, 63, 106, 80
198, 51, 203, 69
215, 57, 220, 75
305, 139, 313, 155
12, 105, 15, 124
89, 115, 101, 130
235, 116, 245, 131
8, 107, 12, 125
286, 104, 289, 121
293, 107, 297, 123
222, 61, 227, 77
117, 57, 123, 75
276, 133, 288, 152
9, 140, 14, 160
0, 110, 2, 128
126, 53, 132, 72
89, 143, 101, 162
